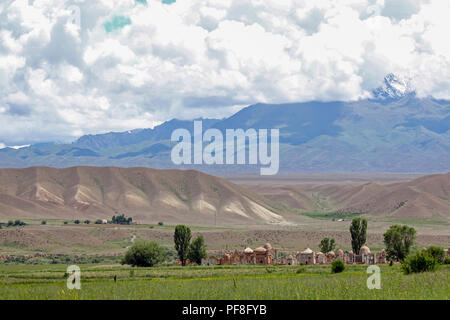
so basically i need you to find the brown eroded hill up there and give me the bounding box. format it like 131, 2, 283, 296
0, 167, 287, 226
242, 173, 450, 219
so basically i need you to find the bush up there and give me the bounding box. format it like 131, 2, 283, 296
296, 266, 306, 274
425, 246, 445, 264
6, 220, 26, 227
401, 251, 438, 274
383, 224, 416, 261
41, 220, 47, 225
84, 220, 90, 224
74, 220, 80, 224
265, 267, 275, 273
63, 221, 68, 225
331, 259, 345, 273
319, 237, 336, 254
158, 222, 164, 226
15, 220, 25, 226
95, 219, 103, 224
187, 235, 207, 265
121, 241, 167, 267
444, 258, 450, 265
111, 214, 132, 225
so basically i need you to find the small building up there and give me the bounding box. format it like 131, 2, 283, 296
315, 252, 326, 264
230, 250, 242, 265
376, 249, 387, 264
326, 251, 336, 264
242, 247, 254, 264
298, 248, 315, 265
286, 254, 296, 265
220, 253, 231, 265
254, 246, 272, 265
201, 256, 220, 266
360, 245, 375, 264
360, 245, 371, 255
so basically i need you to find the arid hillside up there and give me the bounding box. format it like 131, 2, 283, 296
1, 167, 449, 226
243, 173, 450, 219
0, 167, 286, 226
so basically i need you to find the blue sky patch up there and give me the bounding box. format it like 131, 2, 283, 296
104, 16, 132, 33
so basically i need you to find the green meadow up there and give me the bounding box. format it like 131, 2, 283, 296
0, 264, 448, 300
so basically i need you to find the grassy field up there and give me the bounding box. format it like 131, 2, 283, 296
0, 264, 448, 300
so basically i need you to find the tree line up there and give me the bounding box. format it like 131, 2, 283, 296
319, 217, 447, 273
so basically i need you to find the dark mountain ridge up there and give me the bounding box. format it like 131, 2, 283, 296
1, 75, 449, 173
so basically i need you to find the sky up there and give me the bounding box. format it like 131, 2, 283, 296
0, 0, 450, 146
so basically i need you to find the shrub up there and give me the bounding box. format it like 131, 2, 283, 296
158, 222, 164, 226
383, 224, 416, 261
111, 214, 132, 225
41, 220, 47, 225
296, 266, 306, 274
121, 241, 167, 267
95, 219, 103, 224
389, 259, 394, 267
8, 220, 26, 227
266, 267, 275, 273
425, 246, 445, 264
319, 237, 336, 254
444, 257, 450, 265
187, 235, 207, 265
401, 251, 438, 274
331, 259, 345, 273
63, 221, 68, 225
84, 220, 90, 224
74, 220, 80, 224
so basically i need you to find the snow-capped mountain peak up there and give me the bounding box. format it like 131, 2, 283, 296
372, 73, 415, 99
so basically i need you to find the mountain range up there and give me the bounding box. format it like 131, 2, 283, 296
1, 74, 449, 173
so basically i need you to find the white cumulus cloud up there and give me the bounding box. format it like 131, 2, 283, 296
0, 0, 449, 145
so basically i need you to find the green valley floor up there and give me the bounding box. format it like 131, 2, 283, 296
0, 264, 448, 300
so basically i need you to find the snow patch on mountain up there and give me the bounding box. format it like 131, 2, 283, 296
372, 73, 415, 99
